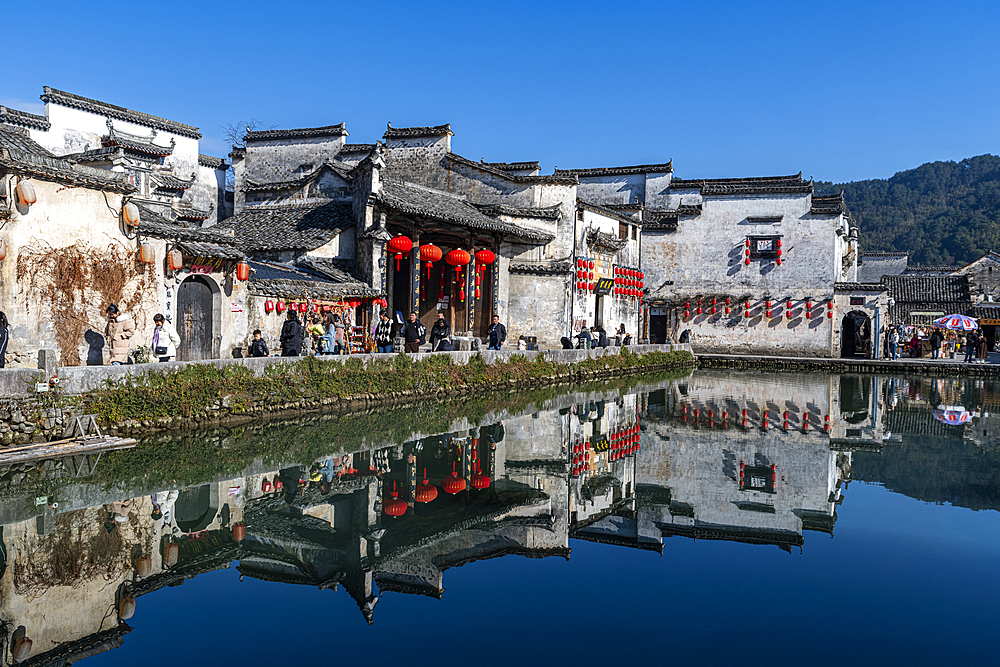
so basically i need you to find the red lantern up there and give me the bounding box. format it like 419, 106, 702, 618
420, 243, 442, 278
471, 472, 491, 489
577, 258, 584, 268
475, 248, 496, 267
445, 248, 471, 274
264, 300, 274, 313
416, 472, 438, 503
388, 236, 413, 271
301, 302, 309, 313
385, 498, 407, 517
167, 247, 183, 271
232, 522, 246, 542
589, 260, 595, 269
276, 301, 286, 313
588, 271, 594, 280
443, 472, 467, 494
236, 262, 250, 281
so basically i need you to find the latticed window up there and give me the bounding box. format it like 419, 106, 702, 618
748, 235, 781, 260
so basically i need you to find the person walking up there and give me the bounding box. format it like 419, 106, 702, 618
150, 313, 181, 362
104, 304, 135, 365
930, 328, 943, 359
280, 310, 304, 356
964, 330, 978, 363
374, 311, 396, 353
400, 312, 425, 353
888, 325, 900, 360
977, 329, 989, 363
430, 312, 451, 351
487, 315, 507, 350
0, 311, 9, 368
249, 329, 269, 357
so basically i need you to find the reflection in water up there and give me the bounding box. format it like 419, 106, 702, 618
0, 370, 999, 663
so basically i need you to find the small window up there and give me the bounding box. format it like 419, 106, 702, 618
748, 236, 780, 260
619, 222, 628, 240
577, 209, 584, 221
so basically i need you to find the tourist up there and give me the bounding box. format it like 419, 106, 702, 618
616, 323, 626, 345
104, 304, 135, 365
595, 326, 609, 348
517, 335, 528, 350
575, 324, 592, 349
307, 316, 325, 353
430, 312, 451, 351
280, 310, 303, 356
977, 329, 989, 363
400, 311, 425, 353
888, 325, 900, 360
909, 332, 921, 358
333, 314, 347, 354
150, 313, 181, 362
965, 330, 978, 363
319, 312, 336, 355
437, 337, 456, 351
249, 329, 269, 357
0, 311, 9, 368
487, 315, 507, 350
679, 329, 691, 344
560, 336, 574, 349
930, 328, 944, 359
374, 311, 395, 353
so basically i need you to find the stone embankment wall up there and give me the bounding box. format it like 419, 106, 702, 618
0, 345, 692, 444
697, 353, 1000, 377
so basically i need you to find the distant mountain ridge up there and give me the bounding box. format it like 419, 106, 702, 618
816, 154, 1000, 267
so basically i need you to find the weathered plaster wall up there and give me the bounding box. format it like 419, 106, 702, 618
242, 135, 346, 183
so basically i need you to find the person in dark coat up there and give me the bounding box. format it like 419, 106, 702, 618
399, 312, 425, 353
595, 326, 609, 348
249, 329, 269, 357
487, 315, 507, 350
560, 336, 574, 349
430, 312, 451, 351
679, 329, 691, 344
930, 328, 944, 359
965, 330, 979, 363
0, 311, 9, 368
280, 310, 304, 356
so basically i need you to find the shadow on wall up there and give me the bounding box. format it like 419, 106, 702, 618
84, 329, 105, 366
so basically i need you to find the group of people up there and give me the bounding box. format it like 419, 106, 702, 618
885, 323, 991, 363
562, 323, 629, 349
272, 309, 350, 357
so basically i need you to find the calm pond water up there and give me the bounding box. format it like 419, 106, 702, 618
2, 370, 998, 666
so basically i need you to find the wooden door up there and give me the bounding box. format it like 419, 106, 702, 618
177, 276, 214, 360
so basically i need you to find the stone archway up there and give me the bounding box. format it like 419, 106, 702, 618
841, 311, 872, 359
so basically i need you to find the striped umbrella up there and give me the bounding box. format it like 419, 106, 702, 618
933, 406, 971, 426
932, 314, 978, 331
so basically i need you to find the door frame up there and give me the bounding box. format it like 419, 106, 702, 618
176, 275, 221, 360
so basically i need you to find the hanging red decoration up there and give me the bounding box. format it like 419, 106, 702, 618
299, 302, 308, 313
264, 300, 274, 313
236, 262, 250, 281
475, 248, 496, 268
416, 469, 438, 503
588, 260, 595, 269
420, 244, 443, 278
442, 463, 467, 494
387, 236, 413, 271
276, 301, 286, 314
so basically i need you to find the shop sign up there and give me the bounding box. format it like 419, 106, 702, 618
595, 278, 614, 296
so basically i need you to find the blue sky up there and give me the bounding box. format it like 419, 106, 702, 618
4, 0, 999, 183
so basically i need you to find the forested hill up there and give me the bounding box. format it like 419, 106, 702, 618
815, 154, 1000, 266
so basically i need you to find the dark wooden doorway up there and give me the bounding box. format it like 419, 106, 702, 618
177, 276, 215, 361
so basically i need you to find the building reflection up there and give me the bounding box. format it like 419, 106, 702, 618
0, 372, 893, 663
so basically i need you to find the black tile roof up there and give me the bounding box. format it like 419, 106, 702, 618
384, 122, 453, 139
221, 201, 355, 253
296, 256, 373, 291
376, 180, 555, 243
833, 282, 887, 291
902, 266, 960, 274
670, 173, 812, 195
175, 204, 213, 220
509, 260, 573, 275
103, 128, 174, 157
176, 240, 245, 260
198, 153, 227, 169
553, 161, 673, 177
152, 173, 195, 190
244, 161, 352, 194
861, 251, 909, 258
471, 202, 561, 220
578, 199, 640, 225
41, 87, 201, 139
811, 193, 847, 215
245, 123, 348, 141
248, 260, 377, 299
61, 146, 124, 163
0, 124, 134, 193
587, 229, 628, 252
482, 160, 540, 172
446, 153, 578, 185
882, 275, 971, 302
135, 204, 235, 244
340, 143, 374, 153
0, 105, 50, 131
